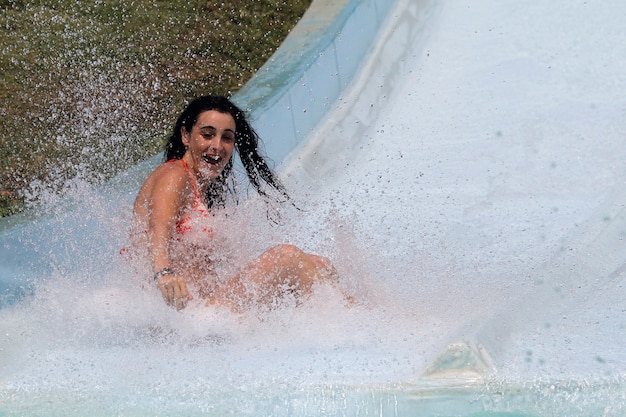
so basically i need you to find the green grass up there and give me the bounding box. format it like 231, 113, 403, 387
0, 0, 311, 216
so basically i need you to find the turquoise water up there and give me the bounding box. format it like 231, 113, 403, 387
2, 380, 626, 416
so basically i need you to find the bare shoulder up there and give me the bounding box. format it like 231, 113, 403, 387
135, 161, 188, 212
146, 161, 188, 190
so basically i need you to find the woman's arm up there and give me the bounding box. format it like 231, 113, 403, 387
146, 167, 191, 310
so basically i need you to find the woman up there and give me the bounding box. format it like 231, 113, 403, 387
132, 96, 337, 311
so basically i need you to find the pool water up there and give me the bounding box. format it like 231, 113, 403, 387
1, 0, 626, 415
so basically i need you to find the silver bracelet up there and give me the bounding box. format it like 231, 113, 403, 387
153, 267, 174, 282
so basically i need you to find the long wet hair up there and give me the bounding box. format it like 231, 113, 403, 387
165, 95, 288, 209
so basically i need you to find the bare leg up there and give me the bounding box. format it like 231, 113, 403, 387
213, 244, 338, 311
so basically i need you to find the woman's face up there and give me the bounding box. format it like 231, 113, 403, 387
182, 110, 236, 181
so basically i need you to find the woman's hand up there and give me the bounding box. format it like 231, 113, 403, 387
156, 274, 191, 310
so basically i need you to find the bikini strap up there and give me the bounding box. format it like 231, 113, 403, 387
180, 159, 201, 200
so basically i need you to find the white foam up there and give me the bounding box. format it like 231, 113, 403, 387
1, 0, 626, 414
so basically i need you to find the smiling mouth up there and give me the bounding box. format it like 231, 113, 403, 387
202, 154, 222, 165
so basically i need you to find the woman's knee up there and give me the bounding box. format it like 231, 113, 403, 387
267, 244, 305, 260
264, 244, 336, 278
309, 254, 338, 280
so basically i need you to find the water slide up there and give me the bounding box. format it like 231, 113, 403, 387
1, 0, 626, 415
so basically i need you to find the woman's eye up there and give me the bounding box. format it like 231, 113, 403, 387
202, 133, 215, 140
223, 135, 235, 142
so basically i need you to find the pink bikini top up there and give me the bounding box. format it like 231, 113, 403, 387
174, 159, 214, 243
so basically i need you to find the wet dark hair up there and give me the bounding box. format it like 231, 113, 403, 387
165, 95, 288, 209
